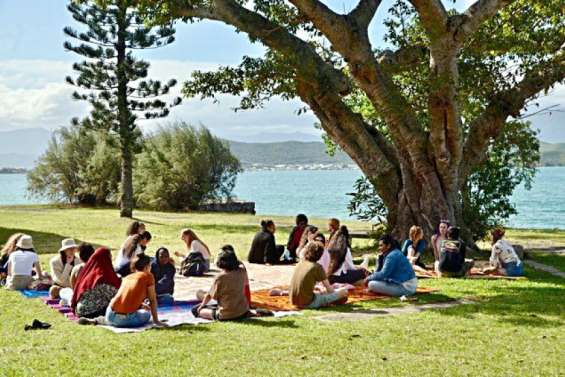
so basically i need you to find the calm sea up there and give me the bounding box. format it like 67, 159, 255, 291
1, 167, 564, 229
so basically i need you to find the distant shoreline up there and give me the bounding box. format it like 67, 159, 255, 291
0, 168, 27, 174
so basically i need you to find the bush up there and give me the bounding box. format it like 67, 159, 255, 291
27, 127, 120, 204
134, 123, 242, 210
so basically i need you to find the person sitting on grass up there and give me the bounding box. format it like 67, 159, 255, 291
365, 234, 418, 297
193, 245, 251, 321
431, 220, 450, 262
72, 248, 121, 320
0, 233, 23, 279
325, 219, 369, 285
248, 220, 289, 265
287, 214, 309, 262
5, 235, 44, 290
126, 221, 146, 237
151, 247, 176, 305
49, 239, 79, 299
101, 254, 166, 328
70, 243, 95, 289
175, 229, 212, 272
296, 225, 319, 259
436, 227, 474, 278
114, 231, 152, 277
288, 242, 348, 309
401, 226, 427, 269
483, 228, 524, 277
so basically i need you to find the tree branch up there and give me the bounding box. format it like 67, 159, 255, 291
408, 0, 448, 39
461, 53, 565, 180
350, 0, 382, 29
377, 45, 428, 74
455, 0, 515, 43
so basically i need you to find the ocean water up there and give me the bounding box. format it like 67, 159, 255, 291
2, 167, 565, 229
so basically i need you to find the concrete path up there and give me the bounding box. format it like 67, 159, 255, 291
174, 262, 295, 301
524, 260, 565, 278
315, 299, 475, 322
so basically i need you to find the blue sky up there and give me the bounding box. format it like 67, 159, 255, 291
0, 0, 563, 142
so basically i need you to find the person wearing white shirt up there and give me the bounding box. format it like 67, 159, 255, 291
483, 228, 524, 276
175, 229, 212, 272
6, 235, 43, 290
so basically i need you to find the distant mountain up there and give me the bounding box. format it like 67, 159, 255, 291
0, 128, 52, 169
227, 140, 352, 167
540, 141, 565, 166
2, 128, 565, 170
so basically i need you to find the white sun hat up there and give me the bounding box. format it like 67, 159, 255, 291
16, 235, 34, 250
59, 238, 78, 252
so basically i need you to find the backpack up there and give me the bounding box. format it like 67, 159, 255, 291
180, 252, 206, 277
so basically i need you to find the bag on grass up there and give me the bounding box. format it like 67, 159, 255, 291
180, 252, 206, 277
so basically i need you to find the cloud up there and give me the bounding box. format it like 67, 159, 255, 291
0, 59, 319, 139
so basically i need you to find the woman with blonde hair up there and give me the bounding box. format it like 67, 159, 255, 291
1, 233, 24, 276
401, 226, 427, 268
176, 229, 211, 272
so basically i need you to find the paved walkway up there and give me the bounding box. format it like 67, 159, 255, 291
315, 299, 475, 322
524, 260, 565, 278
174, 262, 295, 301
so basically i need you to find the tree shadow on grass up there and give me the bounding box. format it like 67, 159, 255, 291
0, 226, 102, 255
237, 317, 299, 329
131, 217, 166, 226
433, 273, 564, 328
193, 224, 262, 235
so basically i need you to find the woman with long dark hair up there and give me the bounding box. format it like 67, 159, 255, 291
114, 231, 152, 276
325, 219, 368, 284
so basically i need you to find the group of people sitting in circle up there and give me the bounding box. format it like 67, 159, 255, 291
0, 215, 524, 327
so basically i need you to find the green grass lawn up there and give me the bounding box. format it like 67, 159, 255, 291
0, 206, 564, 377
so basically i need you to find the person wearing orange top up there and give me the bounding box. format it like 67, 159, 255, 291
105, 254, 167, 328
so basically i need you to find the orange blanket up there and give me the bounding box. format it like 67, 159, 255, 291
415, 268, 525, 280
251, 286, 438, 312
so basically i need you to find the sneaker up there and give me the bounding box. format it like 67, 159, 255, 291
78, 317, 97, 326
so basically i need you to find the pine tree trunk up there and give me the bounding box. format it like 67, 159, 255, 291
120, 146, 134, 218
116, 4, 133, 218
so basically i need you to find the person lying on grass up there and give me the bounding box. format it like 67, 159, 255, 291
435, 227, 474, 278
364, 234, 418, 297
49, 238, 79, 299
482, 228, 524, 277
151, 247, 176, 305
102, 254, 166, 328
288, 241, 348, 309
193, 245, 251, 321
5, 235, 44, 290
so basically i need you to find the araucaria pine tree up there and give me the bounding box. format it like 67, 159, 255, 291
64, 0, 181, 217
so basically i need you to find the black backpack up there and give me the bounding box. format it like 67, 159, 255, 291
180, 252, 206, 277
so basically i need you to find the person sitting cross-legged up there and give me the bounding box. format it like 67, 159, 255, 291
483, 228, 523, 277
102, 254, 167, 328
436, 226, 474, 278
289, 242, 348, 309
193, 245, 250, 321
150, 247, 176, 305
365, 234, 418, 297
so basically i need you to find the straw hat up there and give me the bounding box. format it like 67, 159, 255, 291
59, 238, 78, 252
16, 235, 34, 250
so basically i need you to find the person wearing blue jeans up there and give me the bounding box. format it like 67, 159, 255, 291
105, 306, 152, 328
365, 234, 418, 297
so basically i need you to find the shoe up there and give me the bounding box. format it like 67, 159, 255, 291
24, 319, 51, 331
78, 317, 97, 326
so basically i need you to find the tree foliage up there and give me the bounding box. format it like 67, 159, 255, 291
131, 0, 563, 240
134, 123, 242, 210
65, 0, 181, 217
27, 127, 120, 204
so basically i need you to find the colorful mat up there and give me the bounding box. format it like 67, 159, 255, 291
251, 286, 438, 312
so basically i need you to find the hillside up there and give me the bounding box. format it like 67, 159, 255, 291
540, 142, 565, 166
227, 140, 353, 167
2, 128, 565, 169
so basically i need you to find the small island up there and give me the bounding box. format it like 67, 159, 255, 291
0, 167, 27, 174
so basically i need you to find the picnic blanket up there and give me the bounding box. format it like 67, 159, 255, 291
415, 268, 526, 280
20, 292, 300, 333
251, 286, 438, 312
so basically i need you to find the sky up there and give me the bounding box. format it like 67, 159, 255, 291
0, 0, 563, 142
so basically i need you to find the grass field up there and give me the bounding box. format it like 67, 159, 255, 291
0, 206, 564, 377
